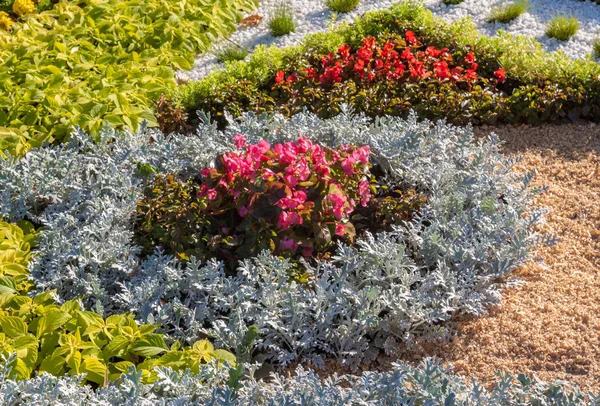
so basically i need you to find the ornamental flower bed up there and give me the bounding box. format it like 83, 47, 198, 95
136, 134, 424, 273
0, 111, 545, 369
175, 32, 512, 131
273, 34, 505, 88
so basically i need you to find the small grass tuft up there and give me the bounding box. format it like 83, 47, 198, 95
268, 3, 295, 37
594, 38, 600, 59
215, 46, 249, 63
443, 0, 464, 5
545, 15, 579, 41
487, 0, 529, 23
326, 0, 360, 13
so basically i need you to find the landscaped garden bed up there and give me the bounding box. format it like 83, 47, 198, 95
0, 0, 599, 404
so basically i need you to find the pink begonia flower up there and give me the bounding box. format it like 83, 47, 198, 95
233, 133, 247, 149
278, 190, 308, 210
284, 175, 298, 188
201, 168, 210, 177
296, 136, 313, 153
327, 193, 347, 208
333, 206, 345, 220
280, 236, 298, 252
285, 157, 311, 182
223, 153, 241, 173
354, 145, 370, 164
207, 188, 218, 201
273, 142, 298, 164
238, 206, 249, 217
277, 211, 303, 230
197, 184, 209, 197
335, 224, 346, 236
340, 156, 356, 176
262, 168, 276, 180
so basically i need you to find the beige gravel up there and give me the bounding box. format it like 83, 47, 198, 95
395, 122, 600, 391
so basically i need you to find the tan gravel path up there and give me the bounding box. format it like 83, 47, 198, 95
296, 122, 600, 392
397, 122, 600, 392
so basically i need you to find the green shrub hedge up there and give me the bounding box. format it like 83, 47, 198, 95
0, 0, 257, 156
174, 1, 600, 128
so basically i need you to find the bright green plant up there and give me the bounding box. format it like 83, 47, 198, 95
0, 220, 36, 294
0, 0, 257, 156
0, 220, 236, 386
545, 15, 579, 41
268, 3, 295, 37
215, 45, 250, 63
487, 0, 529, 23
325, 0, 360, 13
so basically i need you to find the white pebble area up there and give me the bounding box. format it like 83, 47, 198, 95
176, 0, 600, 83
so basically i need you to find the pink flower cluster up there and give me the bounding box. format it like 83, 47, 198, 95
196, 134, 373, 257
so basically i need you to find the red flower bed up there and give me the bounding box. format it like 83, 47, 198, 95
274, 32, 505, 91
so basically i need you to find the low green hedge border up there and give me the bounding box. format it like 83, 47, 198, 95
173, 0, 600, 128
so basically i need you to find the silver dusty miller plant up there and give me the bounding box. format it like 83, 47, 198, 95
0, 353, 596, 405
0, 109, 553, 369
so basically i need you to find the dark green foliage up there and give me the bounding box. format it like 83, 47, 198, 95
443, 0, 464, 5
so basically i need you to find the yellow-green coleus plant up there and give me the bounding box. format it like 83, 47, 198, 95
0, 221, 236, 386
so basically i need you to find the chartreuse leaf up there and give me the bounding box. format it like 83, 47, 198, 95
81, 356, 107, 386
0, 316, 27, 338
129, 333, 168, 357
36, 311, 72, 338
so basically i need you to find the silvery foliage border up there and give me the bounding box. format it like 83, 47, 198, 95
0, 354, 595, 406
0, 109, 551, 368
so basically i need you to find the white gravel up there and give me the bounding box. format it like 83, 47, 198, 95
176, 0, 600, 83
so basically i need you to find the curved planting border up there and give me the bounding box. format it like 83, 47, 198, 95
0, 110, 550, 369
173, 1, 600, 128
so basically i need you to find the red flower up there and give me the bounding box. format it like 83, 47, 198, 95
362, 36, 376, 48
400, 48, 414, 61
286, 73, 298, 83
425, 46, 442, 58
465, 52, 475, 63
338, 44, 351, 58
405, 30, 417, 44
465, 69, 477, 80
470, 62, 478, 71
275, 70, 285, 83
494, 67, 506, 83
434, 61, 450, 80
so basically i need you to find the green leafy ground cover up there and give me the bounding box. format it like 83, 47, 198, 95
173, 1, 600, 129
0, 0, 257, 157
